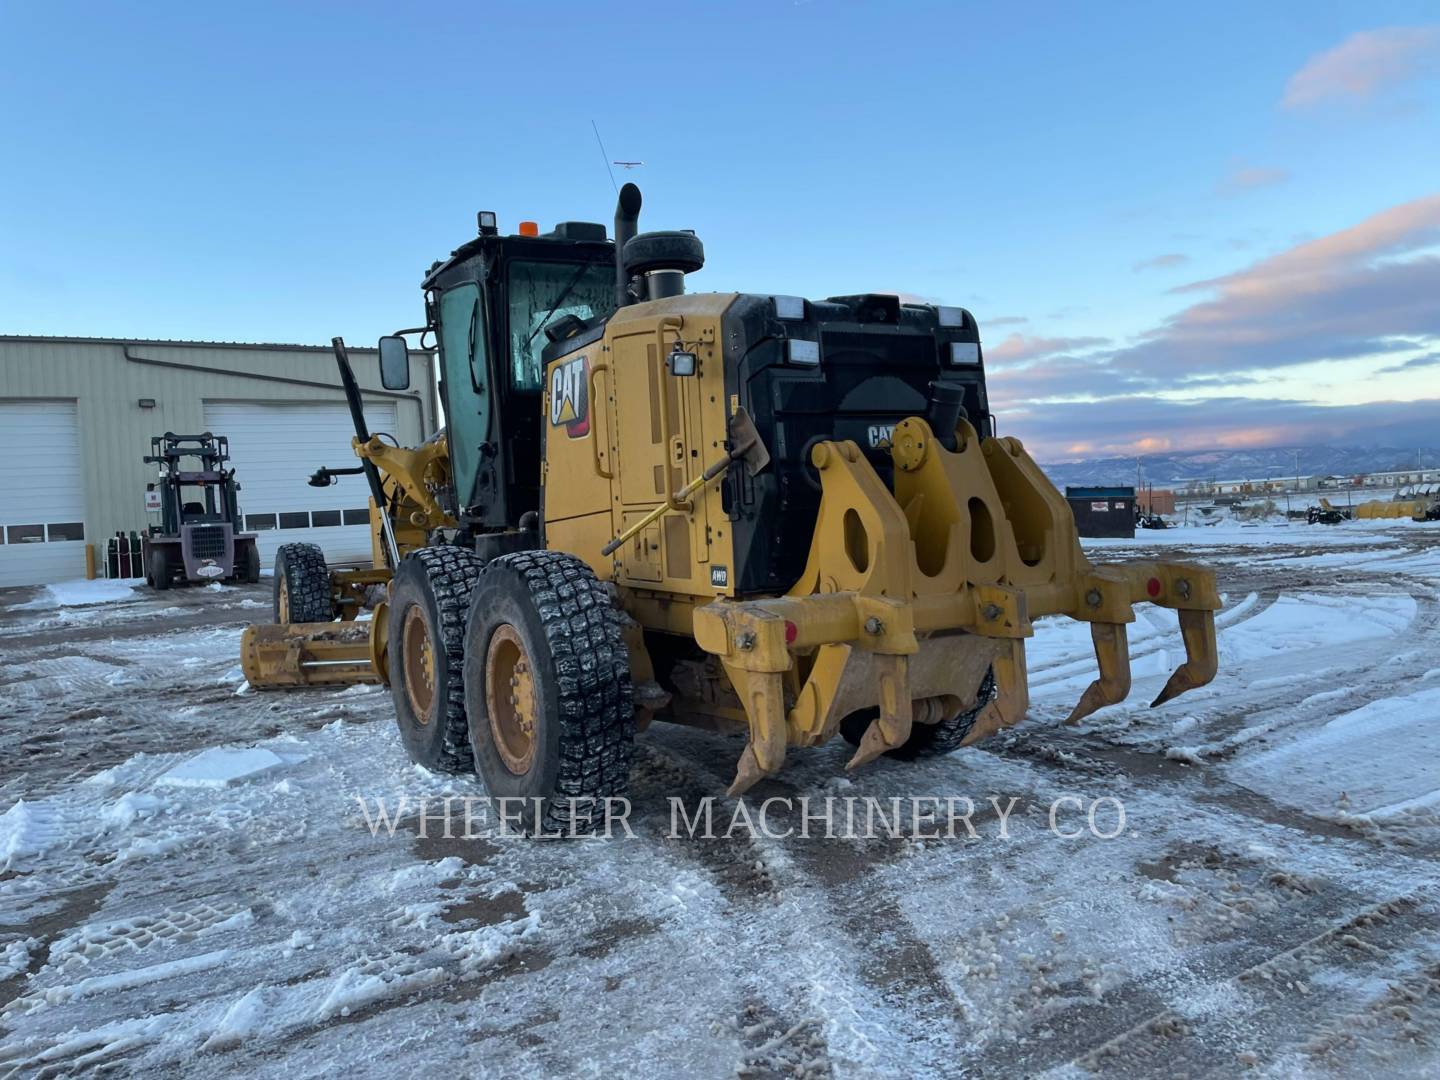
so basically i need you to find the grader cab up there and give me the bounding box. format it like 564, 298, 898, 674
241, 185, 1220, 825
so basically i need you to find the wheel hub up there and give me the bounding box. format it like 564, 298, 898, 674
486, 624, 537, 775
401, 605, 437, 724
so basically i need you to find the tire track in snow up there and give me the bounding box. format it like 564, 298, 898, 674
1064, 895, 1440, 1078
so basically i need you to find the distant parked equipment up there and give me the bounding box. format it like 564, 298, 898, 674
1308, 502, 1350, 526
1352, 495, 1440, 522
1066, 486, 1136, 539
141, 432, 260, 588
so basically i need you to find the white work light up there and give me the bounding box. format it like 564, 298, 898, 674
772, 295, 806, 320
950, 342, 981, 365
788, 339, 820, 365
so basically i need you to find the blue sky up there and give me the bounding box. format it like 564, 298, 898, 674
2, 1, 1437, 460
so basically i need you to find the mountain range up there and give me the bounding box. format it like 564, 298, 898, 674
1039, 446, 1438, 489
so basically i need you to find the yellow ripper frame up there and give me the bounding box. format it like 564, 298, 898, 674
693, 417, 1221, 796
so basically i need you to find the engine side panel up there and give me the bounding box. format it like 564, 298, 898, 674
541, 293, 738, 632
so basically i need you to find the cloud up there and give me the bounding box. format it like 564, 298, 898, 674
986, 355, 1145, 407
1216, 165, 1291, 196
985, 315, 1029, 327
1108, 194, 1440, 377
1283, 26, 1440, 108
1132, 253, 1190, 272
986, 333, 1109, 365
1378, 351, 1440, 374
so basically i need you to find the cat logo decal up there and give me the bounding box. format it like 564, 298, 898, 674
549, 355, 590, 438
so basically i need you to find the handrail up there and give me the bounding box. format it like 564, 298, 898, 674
588, 361, 613, 479
654, 315, 686, 512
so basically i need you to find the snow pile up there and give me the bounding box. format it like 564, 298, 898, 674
154, 747, 298, 789
9, 578, 141, 610
0, 800, 53, 868
0, 936, 37, 981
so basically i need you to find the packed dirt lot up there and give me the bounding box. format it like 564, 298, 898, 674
3, 522, 1439, 1078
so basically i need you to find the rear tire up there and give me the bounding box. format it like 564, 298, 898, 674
388, 546, 485, 774
149, 546, 172, 591
464, 550, 634, 834
273, 543, 333, 623
839, 669, 997, 760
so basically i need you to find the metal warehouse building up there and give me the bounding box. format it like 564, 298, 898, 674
0, 336, 437, 587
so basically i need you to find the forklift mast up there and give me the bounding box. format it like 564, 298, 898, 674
143, 432, 243, 534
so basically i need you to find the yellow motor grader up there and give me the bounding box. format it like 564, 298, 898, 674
242, 185, 1220, 828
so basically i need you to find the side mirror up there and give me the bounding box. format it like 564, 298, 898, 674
378, 335, 411, 390
667, 347, 697, 377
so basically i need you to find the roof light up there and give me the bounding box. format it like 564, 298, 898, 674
937, 305, 965, 328
772, 295, 806, 320
477, 211, 498, 235
518, 221, 540, 237
788, 339, 820, 365
949, 342, 981, 366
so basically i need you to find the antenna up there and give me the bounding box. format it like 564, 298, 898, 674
591, 120, 619, 195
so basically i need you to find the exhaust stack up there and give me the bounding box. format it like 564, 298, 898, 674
614, 182, 642, 307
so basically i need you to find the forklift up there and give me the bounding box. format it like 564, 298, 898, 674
142, 432, 260, 589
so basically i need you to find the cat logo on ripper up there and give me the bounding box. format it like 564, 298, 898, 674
549, 355, 590, 438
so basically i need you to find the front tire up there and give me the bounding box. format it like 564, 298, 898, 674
387, 546, 485, 774
464, 551, 634, 834
273, 543, 333, 623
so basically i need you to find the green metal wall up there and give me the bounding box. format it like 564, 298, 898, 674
0, 336, 436, 561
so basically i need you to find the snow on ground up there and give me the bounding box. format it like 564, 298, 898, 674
1, 522, 1439, 1077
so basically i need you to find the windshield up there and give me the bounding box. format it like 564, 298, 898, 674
506, 259, 616, 391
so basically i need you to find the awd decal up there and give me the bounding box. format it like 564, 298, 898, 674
549, 355, 590, 438
710, 565, 729, 589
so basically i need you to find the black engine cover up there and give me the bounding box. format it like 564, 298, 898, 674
721, 294, 990, 596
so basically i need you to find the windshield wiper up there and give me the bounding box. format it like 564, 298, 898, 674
523, 259, 598, 349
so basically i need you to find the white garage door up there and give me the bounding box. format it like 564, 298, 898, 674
0, 402, 88, 587
204, 401, 399, 567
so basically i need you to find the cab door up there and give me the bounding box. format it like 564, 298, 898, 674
435, 282, 494, 511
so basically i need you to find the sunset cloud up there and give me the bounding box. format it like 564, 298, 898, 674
1215, 165, 1291, 197
1132, 253, 1190, 272
1006, 395, 1440, 461
986, 333, 1109, 365
988, 195, 1440, 459
1282, 26, 1440, 108
1109, 194, 1440, 377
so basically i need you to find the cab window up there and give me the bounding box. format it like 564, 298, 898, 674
506, 259, 616, 391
